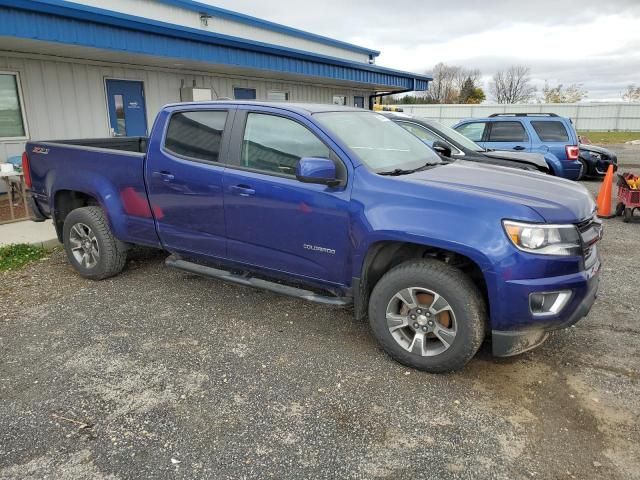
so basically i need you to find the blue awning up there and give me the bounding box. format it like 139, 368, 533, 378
0, 0, 431, 91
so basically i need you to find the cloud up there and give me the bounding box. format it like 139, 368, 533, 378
202, 0, 640, 99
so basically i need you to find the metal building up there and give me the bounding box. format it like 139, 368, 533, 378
0, 0, 431, 161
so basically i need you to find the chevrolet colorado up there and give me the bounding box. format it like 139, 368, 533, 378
23, 101, 602, 372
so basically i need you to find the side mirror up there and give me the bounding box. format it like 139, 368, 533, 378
432, 140, 452, 158
296, 157, 340, 187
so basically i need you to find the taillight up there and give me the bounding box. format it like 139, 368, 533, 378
22, 151, 32, 188
565, 145, 580, 161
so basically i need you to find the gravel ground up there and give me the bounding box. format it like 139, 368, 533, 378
1, 154, 639, 479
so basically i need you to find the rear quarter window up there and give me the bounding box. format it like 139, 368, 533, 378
531, 121, 570, 142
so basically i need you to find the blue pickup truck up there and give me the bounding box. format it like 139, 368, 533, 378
23, 101, 602, 372
453, 113, 583, 180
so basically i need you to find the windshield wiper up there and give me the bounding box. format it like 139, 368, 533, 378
378, 162, 441, 176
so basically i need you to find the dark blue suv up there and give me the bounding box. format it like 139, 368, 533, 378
453, 113, 582, 180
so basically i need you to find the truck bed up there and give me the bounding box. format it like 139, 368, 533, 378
51, 136, 148, 153
26, 137, 160, 248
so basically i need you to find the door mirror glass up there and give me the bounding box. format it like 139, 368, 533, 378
296, 157, 339, 186
432, 140, 452, 158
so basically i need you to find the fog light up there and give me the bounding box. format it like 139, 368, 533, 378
530, 291, 572, 315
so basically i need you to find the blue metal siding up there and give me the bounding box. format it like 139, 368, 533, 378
0, 1, 430, 91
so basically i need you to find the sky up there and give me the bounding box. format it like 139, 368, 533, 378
201, 0, 640, 101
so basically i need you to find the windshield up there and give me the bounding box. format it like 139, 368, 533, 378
314, 112, 442, 172
425, 119, 484, 152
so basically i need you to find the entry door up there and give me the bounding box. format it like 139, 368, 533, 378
105, 79, 148, 136
223, 110, 352, 285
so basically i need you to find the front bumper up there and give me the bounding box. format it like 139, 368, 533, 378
491, 261, 600, 357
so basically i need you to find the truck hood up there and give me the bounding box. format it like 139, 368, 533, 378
483, 150, 549, 170
401, 160, 595, 223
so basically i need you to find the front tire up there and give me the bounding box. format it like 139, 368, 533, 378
368, 259, 486, 373
63, 206, 128, 280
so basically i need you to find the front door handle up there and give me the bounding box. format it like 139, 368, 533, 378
230, 184, 256, 197
513, 146, 526, 151
152, 171, 175, 182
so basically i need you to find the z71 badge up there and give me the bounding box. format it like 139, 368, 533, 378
32, 146, 49, 155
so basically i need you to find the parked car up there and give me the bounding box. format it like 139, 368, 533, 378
23, 102, 602, 373
453, 113, 582, 180
578, 143, 618, 179
381, 112, 549, 173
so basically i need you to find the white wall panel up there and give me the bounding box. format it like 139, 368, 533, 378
399, 103, 640, 130
0, 53, 373, 161
74, 0, 371, 63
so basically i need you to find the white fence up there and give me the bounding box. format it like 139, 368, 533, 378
393, 102, 640, 131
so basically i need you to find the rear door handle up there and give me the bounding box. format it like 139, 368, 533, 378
513, 146, 526, 151
230, 184, 255, 197
152, 171, 175, 182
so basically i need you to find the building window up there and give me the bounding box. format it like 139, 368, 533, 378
267, 91, 289, 102
332, 95, 347, 106
354, 96, 365, 108
164, 110, 228, 163
234, 87, 257, 100
0, 73, 26, 139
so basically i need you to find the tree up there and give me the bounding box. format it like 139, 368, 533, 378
384, 63, 484, 105
489, 65, 536, 104
425, 62, 460, 104
541, 82, 587, 103
622, 84, 640, 102
458, 76, 486, 104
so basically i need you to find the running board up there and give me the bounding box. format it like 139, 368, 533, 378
165, 256, 352, 306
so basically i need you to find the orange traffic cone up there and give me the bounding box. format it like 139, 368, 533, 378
596, 164, 615, 218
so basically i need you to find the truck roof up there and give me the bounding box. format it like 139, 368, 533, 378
162, 100, 367, 115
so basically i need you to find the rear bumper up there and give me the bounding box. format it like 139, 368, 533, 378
491, 262, 600, 357
559, 160, 583, 180
26, 192, 47, 222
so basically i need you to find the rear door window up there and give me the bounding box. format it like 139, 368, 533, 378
488, 121, 529, 142
531, 121, 570, 142
455, 122, 486, 142
164, 111, 228, 163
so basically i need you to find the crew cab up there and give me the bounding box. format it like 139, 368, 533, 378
23, 101, 602, 373
453, 113, 583, 180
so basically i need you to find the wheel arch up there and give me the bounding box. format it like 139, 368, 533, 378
52, 189, 101, 242
354, 240, 491, 322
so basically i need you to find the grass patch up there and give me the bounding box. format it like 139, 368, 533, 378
579, 131, 640, 145
0, 244, 48, 272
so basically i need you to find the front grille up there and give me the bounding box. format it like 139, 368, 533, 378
576, 216, 595, 233
576, 215, 601, 269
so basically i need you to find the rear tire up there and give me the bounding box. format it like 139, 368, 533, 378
63, 206, 128, 280
577, 159, 588, 181
368, 259, 486, 373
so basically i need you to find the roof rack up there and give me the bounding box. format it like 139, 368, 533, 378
488, 113, 558, 117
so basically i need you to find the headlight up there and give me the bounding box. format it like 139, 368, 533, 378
503, 220, 581, 256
